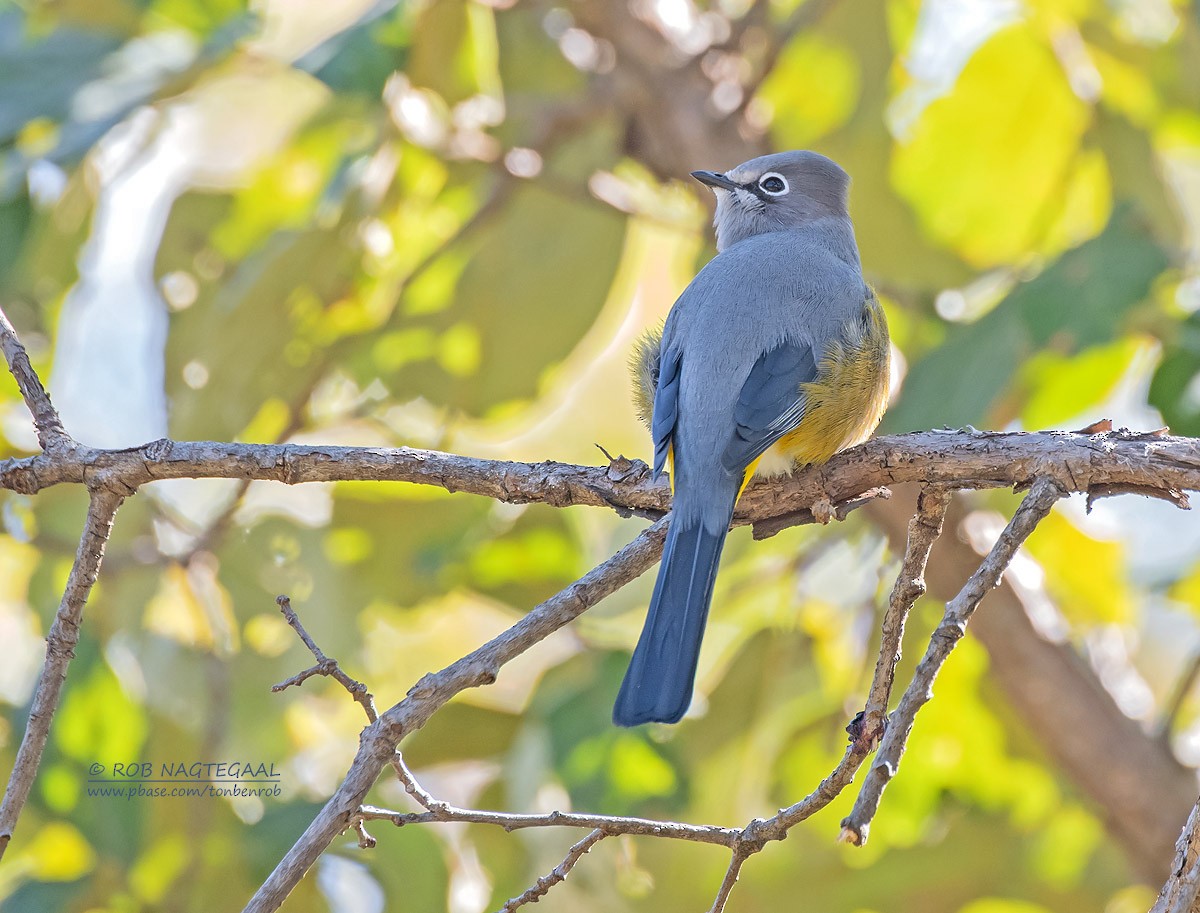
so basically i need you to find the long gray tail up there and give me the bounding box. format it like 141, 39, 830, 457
613, 507, 733, 726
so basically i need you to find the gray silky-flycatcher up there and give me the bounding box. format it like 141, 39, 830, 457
615, 150, 891, 726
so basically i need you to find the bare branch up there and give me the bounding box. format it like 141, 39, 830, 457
358, 802, 738, 847
243, 517, 669, 913
841, 477, 1066, 845
497, 829, 606, 913
0, 306, 70, 452
0, 430, 1195, 523
692, 486, 953, 911
870, 487, 1196, 882
317, 486, 955, 913
266, 598, 740, 906
0, 488, 123, 859
751, 486, 891, 539
351, 818, 377, 850
1152, 795, 1200, 913
855, 487, 951, 746
271, 596, 379, 721
708, 849, 750, 913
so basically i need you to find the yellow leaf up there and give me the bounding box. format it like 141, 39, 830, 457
1039, 145, 1111, 253
891, 25, 1091, 266
609, 734, 676, 798
1025, 512, 1132, 624
759, 35, 860, 146
16, 117, 59, 158
1168, 561, 1200, 617
437, 322, 482, 377
130, 834, 189, 902
1090, 44, 1160, 126
323, 526, 374, 565
56, 667, 146, 764
238, 397, 291, 443
373, 327, 437, 371
1029, 805, 1103, 888
958, 901, 1054, 913
22, 822, 95, 881
144, 561, 239, 653
1017, 336, 1145, 429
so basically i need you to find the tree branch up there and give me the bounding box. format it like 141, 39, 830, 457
256, 486, 959, 913
356, 802, 739, 848
1152, 794, 1200, 913
0, 307, 70, 452
869, 487, 1198, 882
708, 848, 750, 913
0, 280, 1195, 900
0, 487, 124, 859
0, 428, 1197, 524
1158, 648, 1200, 740
271, 595, 379, 721
497, 829, 606, 913
243, 516, 669, 913
840, 477, 1066, 845
851, 487, 951, 746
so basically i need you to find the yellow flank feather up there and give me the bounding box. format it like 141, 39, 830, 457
775, 293, 890, 469
628, 294, 890, 498
629, 325, 663, 431
738, 456, 762, 499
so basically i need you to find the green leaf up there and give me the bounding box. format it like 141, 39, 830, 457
1150, 313, 1200, 436
407, 0, 500, 106
887, 207, 1170, 431
384, 182, 625, 415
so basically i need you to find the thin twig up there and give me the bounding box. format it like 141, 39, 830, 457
854, 487, 951, 747
692, 487, 953, 910
269, 591, 734, 911
840, 477, 1066, 845
0, 488, 124, 859
0, 306, 70, 452
708, 849, 750, 913
497, 829, 606, 913
357, 800, 738, 847
244, 517, 670, 913
270, 596, 427, 844
351, 817, 377, 850
341, 486, 950, 913
271, 596, 379, 721
750, 486, 891, 539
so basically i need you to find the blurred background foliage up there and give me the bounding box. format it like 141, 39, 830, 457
0, 0, 1199, 911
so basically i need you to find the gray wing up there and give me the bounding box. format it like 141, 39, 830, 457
720, 340, 819, 475
651, 346, 681, 478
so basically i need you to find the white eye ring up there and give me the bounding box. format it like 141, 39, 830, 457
758, 172, 789, 196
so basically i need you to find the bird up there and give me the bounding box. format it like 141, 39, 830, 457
614, 150, 891, 727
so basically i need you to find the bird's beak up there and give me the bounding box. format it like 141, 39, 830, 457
691, 170, 740, 192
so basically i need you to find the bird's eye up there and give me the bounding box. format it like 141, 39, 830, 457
759, 173, 789, 196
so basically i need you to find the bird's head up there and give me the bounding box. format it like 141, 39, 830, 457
692, 150, 850, 251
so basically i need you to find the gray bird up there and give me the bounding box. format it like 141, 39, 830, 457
615, 150, 890, 726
